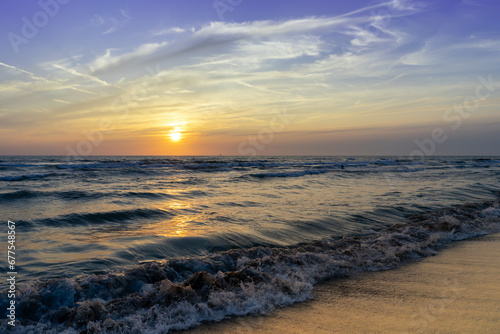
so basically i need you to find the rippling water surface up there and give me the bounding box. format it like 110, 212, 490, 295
1, 156, 499, 333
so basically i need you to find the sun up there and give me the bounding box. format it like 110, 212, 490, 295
169, 127, 183, 142
170, 132, 182, 141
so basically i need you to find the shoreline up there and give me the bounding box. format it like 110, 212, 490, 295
185, 233, 500, 333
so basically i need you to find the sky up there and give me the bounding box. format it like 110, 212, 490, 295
0, 0, 499, 156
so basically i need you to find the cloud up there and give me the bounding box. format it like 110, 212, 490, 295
152, 27, 186, 36
189, 1, 419, 41
0, 62, 99, 99
0, 61, 51, 83
90, 14, 105, 27
191, 0, 414, 41
10, 0, 498, 145
91, 42, 169, 72
89, 3, 417, 78
52, 99, 72, 104
389, 0, 422, 11
400, 36, 500, 68
0, 0, 429, 111
346, 26, 393, 52
0, 62, 35, 76
91, 10, 131, 35
400, 44, 431, 65
120, 9, 131, 20
103, 19, 119, 35
52, 64, 110, 86
193, 17, 356, 39
188, 35, 324, 75
238, 36, 323, 59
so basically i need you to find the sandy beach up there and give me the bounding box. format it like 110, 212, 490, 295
186, 233, 500, 333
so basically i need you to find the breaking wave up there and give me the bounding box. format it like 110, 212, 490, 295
2, 201, 499, 333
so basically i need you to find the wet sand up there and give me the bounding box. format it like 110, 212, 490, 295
186, 233, 500, 333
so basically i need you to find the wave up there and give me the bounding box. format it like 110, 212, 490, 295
0, 173, 59, 182
0, 190, 196, 203
55, 162, 145, 170
249, 169, 329, 178
247, 165, 424, 179
20, 208, 173, 230
3, 201, 499, 333
0, 163, 36, 168
2, 156, 498, 171
0, 190, 104, 202
7, 158, 495, 181
0, 190, 39, 201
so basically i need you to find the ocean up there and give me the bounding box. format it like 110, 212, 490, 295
1, 155, 499, 333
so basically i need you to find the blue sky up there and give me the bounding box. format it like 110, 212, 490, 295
0, 0, 499, 155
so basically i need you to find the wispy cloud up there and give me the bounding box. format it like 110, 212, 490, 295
88, 2, 418, 79
0, 62, 35, 77
120, 9, 131, 20
52, 64, 110, 86
91, 42, 168, 72
193, 17, 356, 39
53, 99, 72, 104
2, 2, 424, 127
91, 9, 131, 35
152, 27, 186, 36
0, 61, 53, 83
103, 19, 119, 35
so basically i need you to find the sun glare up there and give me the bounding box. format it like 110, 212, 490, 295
169, 127, 183, 142
170, 132, 182, 141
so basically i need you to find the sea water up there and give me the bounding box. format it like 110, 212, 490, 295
0, 156, 499, 332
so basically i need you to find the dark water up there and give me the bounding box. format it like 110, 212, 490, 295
0, 156, 499, 333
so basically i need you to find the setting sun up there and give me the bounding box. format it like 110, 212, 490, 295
169, 127, 183, 142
